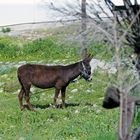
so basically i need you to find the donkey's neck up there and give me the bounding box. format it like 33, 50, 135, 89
65, 62, 81, 82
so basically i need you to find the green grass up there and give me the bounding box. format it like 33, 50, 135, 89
0, 36, 79, 62
0, 68, 118, 139
0, 35, 137, 140
0, 71, 118, 140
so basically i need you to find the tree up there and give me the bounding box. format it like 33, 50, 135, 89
42, 0, 140, 139
105, 1, 140, 139
81, 0, 87, 57
42, 0, 114, 56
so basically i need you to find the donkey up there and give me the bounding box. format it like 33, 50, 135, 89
17, 56, 92, 111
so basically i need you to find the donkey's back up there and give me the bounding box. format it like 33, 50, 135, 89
17, 64, 63, 89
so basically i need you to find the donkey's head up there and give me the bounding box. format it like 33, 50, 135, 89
80, 55, 92, 81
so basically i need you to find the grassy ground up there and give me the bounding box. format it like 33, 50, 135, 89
0, 35, 124, 140
0, 75, 118, 140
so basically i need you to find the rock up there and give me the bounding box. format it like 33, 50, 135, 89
71, 89, 78, 93
90, 58, 117, 74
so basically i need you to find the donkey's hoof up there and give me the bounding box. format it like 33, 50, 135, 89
20, 106, 25, 111
53, 105, 58, 109
62, 106, 65, 109
29, 108, 35, 111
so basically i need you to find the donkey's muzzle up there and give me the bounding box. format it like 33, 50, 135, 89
86, 76, 92, 81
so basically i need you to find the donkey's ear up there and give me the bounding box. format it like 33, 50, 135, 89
83, 54, 93, 62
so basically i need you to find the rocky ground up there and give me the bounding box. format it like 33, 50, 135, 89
0, 21, 67, 40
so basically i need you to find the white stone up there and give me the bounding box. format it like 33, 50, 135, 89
71, 89, 78, 93
96, 109, 101, 114
19, 137, 25, 140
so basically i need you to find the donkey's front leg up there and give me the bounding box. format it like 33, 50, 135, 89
61, 87, 66, 109
54, 88, 60, 108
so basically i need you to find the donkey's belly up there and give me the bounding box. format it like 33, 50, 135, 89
30, 74, 56, 89
32, 81, 55, 89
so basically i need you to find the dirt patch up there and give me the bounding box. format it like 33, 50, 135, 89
0, 22, 67, 40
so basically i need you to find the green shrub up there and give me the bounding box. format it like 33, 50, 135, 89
0, 37, 21, 59
1, 27, 11, 33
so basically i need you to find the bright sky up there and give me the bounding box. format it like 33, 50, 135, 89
112, 0, 123, 5
0, 0, 140, 26
0, 0, 139, 5
0, 0, 41, 4
112, 0, 140, 5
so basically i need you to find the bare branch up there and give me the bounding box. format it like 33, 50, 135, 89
118, 9, 140, 47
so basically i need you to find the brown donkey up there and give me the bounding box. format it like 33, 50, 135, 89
17, 56, 92, 111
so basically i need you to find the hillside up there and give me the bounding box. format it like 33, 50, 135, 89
0, 22, 139, 140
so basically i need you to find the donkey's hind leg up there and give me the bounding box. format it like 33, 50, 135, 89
23, 84, 34, 111
18, 88, 25, 110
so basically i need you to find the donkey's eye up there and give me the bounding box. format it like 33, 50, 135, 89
88, 71, 91, 75
132, 60, 135, 65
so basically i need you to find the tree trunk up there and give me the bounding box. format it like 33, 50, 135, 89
81, 0, 87, 58
119, 93, 128, 140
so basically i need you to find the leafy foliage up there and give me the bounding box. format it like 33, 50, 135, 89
1, 27, 11, 33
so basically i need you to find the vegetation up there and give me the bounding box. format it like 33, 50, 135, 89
1, 27, 11, 33
0, 35, 139, 140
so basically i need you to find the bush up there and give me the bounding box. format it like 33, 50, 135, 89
1, 27, 11, 33
0, 36, 21, 59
